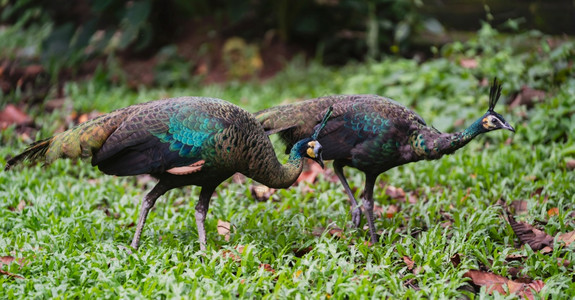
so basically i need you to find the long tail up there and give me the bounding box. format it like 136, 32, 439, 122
4, 107, 133, 171
4, 138, 53, 171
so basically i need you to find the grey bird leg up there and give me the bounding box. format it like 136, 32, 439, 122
130, 183, 169, 250
362, 173, 379, 243
333, 161, 362, 228
195, 187, 215, 252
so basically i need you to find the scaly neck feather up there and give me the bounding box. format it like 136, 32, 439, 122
412, 116, 487, 160
245, 140, 306, 189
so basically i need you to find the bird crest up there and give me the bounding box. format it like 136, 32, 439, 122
488, 78, 503, 112
312, 106, 333, 140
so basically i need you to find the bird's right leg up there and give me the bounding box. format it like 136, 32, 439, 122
195, 186, 215, 252
362, 174, 379, 244
130, 183, 169, 250
333, 161, 362, 228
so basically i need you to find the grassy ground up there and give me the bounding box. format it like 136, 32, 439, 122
1, 28, 575, 298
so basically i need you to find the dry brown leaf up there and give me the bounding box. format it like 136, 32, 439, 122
8, 200, 28, 212
507, 214, 554, 251
259, 263, 275, 273
460, 58, 478, 69
373, 204, 399, 219
296, 160, 323, 184
402, 256, 415, 270
385, 186, 405, 201
293, 246, 314, 257
547, 207, 559, 217
222, 245, 244, 263
250, 185, 276, 202
217, 220, 232, 242
0, 256, 15, 265
566, 159, 575, 170
509, 86, 546, 109
464, 270, 544, 298
0, 269, 24, 280
450, 253, 461, 267
558, 231, 575, 247
510, 200, 529, 215
328, 228, 345, 239
0, 104, 32, 129
407, 191, 418, 204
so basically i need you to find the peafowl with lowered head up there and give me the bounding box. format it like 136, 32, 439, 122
256, 79, 515, 243
5, 97, 333, 251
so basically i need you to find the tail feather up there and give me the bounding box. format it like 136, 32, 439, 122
4, 138, 53, 171
5, 107, 132, 171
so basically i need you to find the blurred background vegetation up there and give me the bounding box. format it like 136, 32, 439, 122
0, 0, 574, 105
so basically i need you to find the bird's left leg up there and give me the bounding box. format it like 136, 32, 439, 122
195, 186, 215, 252
130, 183, 169, 250
333, 161, 362, 228
362, 174, 379, 243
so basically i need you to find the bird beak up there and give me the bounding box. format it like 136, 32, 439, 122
314, 154, 325, 169
502, 122, 515, 133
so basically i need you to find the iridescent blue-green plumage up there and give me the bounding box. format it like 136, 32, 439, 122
256, 79, 515, 243
5, 97, 325, 251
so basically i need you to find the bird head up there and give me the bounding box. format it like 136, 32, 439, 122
481, 78, 515, 133
304, 139, 324, 168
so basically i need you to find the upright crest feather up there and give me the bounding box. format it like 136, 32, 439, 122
312, 106, 333, 139
489, 78, 502, 112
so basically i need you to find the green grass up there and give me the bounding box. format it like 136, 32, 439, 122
1, 28, 575, 298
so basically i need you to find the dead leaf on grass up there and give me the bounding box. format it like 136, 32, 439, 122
250, 185, 276, 202
507, 214, 554, 251
450, 253, 461, 267
547, 207, 559, 217
259, 263, 275, 273
222, 245, 244, 263
509, 86, 546, 109
557, 231, 575, 247
402, 256, 415, 270
459, 58, 478, 69
217, 220, 232, 242
373, 203, 399, 219
510, 200, 529, 215
296, 160, 323, 184
0, 104, 32, 129
0, 269, 24, 280
464, 270, 544, 299
293, 246, 314, 257
385, 186, 405, 201
566, 159, 575, 170
8, 200, 28, 212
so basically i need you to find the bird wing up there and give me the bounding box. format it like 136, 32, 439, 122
92, 101, 227, 176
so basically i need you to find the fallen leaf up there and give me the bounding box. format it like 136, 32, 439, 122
509, 86, 546, 109
296, 160, 323, 184
510, 200, 529, 215
8, 200, 28, 212
328, 228, 345, 239
566, 160, 575, 170
464, 270, 544, 298
507, 215, 554, 251
450, 253, 461, 267
217, 220, 232, 242
250, 185, 276, 202
259, 263, 275, 273
0, 256, 15, 265
0, 269, 24, 280
385, 186, 405, 201
222, 245, 244, 263
0, 104, 32, 129
460, 58, 478, 69
547, 207, 559, 217
402, 256, 415, 270
373, 204, 399, 219
558, 231, 575, 247
293, 246, 314, 257
294, 269, 303, 279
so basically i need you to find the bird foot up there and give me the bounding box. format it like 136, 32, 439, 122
118, 245, 136, 255
351, 208, 362, 228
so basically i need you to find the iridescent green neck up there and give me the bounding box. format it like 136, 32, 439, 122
246, 141, 305, 189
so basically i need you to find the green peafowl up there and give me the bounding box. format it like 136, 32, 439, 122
256, 79, 515, 243
5, 97, 332, 251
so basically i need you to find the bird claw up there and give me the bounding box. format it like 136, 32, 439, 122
118, 245, 136, 255
351, 207, 362, 228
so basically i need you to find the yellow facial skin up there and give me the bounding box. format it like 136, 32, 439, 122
482, 116, 498, 130
306, 141, 317, 158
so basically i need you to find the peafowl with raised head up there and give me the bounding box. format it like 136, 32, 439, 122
256, 79, 515, 243
5, 97, 331, 251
